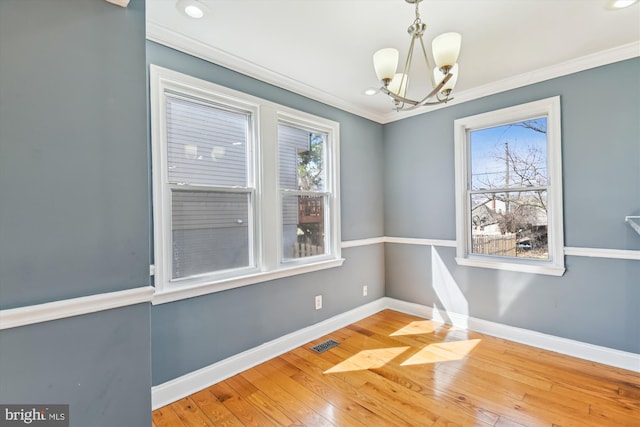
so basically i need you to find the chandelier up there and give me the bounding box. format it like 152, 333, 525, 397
373, 0, 461, 111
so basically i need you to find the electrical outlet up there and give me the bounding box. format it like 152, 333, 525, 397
363, 285, 368, 296
315, 295, 322, 310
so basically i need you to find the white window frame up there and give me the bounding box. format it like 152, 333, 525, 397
150, 65, 343, 304
276, 114, 340, 266
453, 96, 565, 276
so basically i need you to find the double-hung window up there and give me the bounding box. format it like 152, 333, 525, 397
150, 66, 342, 302
454, 96, 565, 276
165, 95, 256, 280
278, 120, 330, 262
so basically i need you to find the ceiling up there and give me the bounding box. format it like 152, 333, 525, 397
146, 0, 640, 123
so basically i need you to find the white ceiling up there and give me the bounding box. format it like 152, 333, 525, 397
146, 0, 640, 123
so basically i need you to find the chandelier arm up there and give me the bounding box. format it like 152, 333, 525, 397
400, 35, 418, 90
402, 95, 454, 111
436, 91, 448, 103
414, 97, 455, 107
411, 72, 452, 106
379, 71, 453, 111
379, 86, 418, 106
418, 36, 437, 88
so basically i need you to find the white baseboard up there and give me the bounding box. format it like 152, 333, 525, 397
152, 297, 639, 409
384, 297, 640, 373
151, 299, 387, 410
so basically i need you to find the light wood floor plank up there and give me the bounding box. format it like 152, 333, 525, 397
283, 350, 409, 426
153, 309, 640, 426
240, 363, 335, 426
207, 380, 279, 427
171, 397, 216, 427
152, 406, 185, 427
257, 358, 368, 427
190, 388, 245, 426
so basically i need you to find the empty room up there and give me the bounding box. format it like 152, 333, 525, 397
0, 0, 638, 426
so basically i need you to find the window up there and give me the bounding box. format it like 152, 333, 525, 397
454, 97, 565, 276
150, 66, 342, 301
278, 122, 328, 261
167, 96, 256, 280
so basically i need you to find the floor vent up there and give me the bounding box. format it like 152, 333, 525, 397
311, 339, 340, 354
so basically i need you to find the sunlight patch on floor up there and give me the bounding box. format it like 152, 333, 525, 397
389, 319, 441, 336
323, 338, 481, 373
324, 347, 409, 373
401, 339, 481, 366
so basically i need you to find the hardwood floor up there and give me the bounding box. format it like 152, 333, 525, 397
152, 310, 640, 426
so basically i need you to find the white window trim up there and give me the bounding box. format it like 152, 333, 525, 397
150, 65, 343, 304
276, 112, 341, 267
453, 96, 565, 276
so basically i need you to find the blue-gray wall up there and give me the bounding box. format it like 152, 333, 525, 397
384, 58, 640, 354
147, 42, 386, 385
1, 0, 637, 422
0, 1, 151, 426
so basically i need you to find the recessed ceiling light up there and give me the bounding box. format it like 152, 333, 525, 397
176, 0, 208, 19
364, 88, 378, 96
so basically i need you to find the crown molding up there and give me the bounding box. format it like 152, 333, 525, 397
382, 41, 640, 123
146, 21, 388, 124
147, 22, 639, 125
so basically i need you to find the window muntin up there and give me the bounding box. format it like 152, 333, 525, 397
454, 97, 564, 276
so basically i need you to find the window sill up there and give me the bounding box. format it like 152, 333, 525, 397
455, 257, 566, 276
152, 257, 345, 305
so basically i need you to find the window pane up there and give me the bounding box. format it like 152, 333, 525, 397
166, 96, 249, 187
470, 118, 548, 190
278, 124, 326, 191
470, 190, 548, 259
282, 194, 326, 260
172, 190, 251, 279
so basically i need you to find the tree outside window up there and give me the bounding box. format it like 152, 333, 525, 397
470, 118, 549, 259
454, 96, 564, 276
